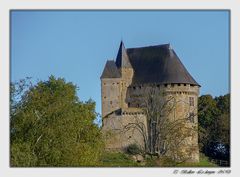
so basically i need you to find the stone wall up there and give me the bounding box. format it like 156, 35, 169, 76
125, 83, 199, 162
101, 78, 121, 117
102, 110, 146, 150
120, 68, 133, 109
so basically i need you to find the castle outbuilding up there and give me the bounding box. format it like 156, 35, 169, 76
101, 41, 200, 162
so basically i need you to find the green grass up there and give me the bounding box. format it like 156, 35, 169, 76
99, 152, 140, 167
98, 152, 217, 167
176, 154, 217, 167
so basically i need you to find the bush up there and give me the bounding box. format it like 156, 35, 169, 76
125, 144, 141, 155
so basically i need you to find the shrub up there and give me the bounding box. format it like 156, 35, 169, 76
125, 144, 141, 155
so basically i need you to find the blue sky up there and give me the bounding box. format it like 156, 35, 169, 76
11, 10, 230, 116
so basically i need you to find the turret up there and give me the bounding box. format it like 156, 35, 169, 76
115, 41, 134, 108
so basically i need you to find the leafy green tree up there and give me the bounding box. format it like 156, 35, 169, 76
10, 76, 104, 166
198, 94, 230, 161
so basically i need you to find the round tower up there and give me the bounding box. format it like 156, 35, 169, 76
162, 83, 200, 162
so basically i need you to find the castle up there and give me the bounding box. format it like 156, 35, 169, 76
100, 41, 200, 162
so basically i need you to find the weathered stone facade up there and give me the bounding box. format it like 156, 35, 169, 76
101, 42, 200, 162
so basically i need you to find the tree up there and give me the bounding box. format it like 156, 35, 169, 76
198, 95, 219, 152
198, 94, 230, 161
10, 76, 104, 167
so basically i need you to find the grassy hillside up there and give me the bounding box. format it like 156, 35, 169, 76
98, 152, 217, 167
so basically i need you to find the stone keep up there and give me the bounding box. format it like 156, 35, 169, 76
100, 42, 200, 162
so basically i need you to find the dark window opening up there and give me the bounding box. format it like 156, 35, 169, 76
128, 102, 130, 107
110, 101, 112, 105
133, 86, 136, 90
184, 84, 187, 86
189, 97, 194, 106
164, 84, 168, 87
178, 84, 181, 86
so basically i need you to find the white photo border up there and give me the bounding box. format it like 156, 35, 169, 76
1, 1, 239, 177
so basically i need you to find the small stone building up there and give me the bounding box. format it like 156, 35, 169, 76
100, 42, 200, 162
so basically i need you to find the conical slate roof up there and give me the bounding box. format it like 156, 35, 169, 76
126, 44, 200, 86
100, 60, 121, 79
115, 41, 132, 68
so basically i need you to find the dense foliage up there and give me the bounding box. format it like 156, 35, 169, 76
10, 76, 103, 167
198, 94, 230, 161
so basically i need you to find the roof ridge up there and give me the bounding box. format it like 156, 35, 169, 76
126, 43, 171, 50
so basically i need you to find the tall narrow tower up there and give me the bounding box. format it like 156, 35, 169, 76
100, 61, 121, 118
115, 41, 134, 109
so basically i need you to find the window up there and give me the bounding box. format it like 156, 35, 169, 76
164, 84, 168, 87
189, 112, 195, 123
133, 86, 136, 90
128, 102, 130, 107
110, 101, 112, 105
189, 97, 194, 106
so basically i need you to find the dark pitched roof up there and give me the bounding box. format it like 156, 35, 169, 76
101, 60, 121, 79
126, 44, 200, 86
115, 41, 132, 68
